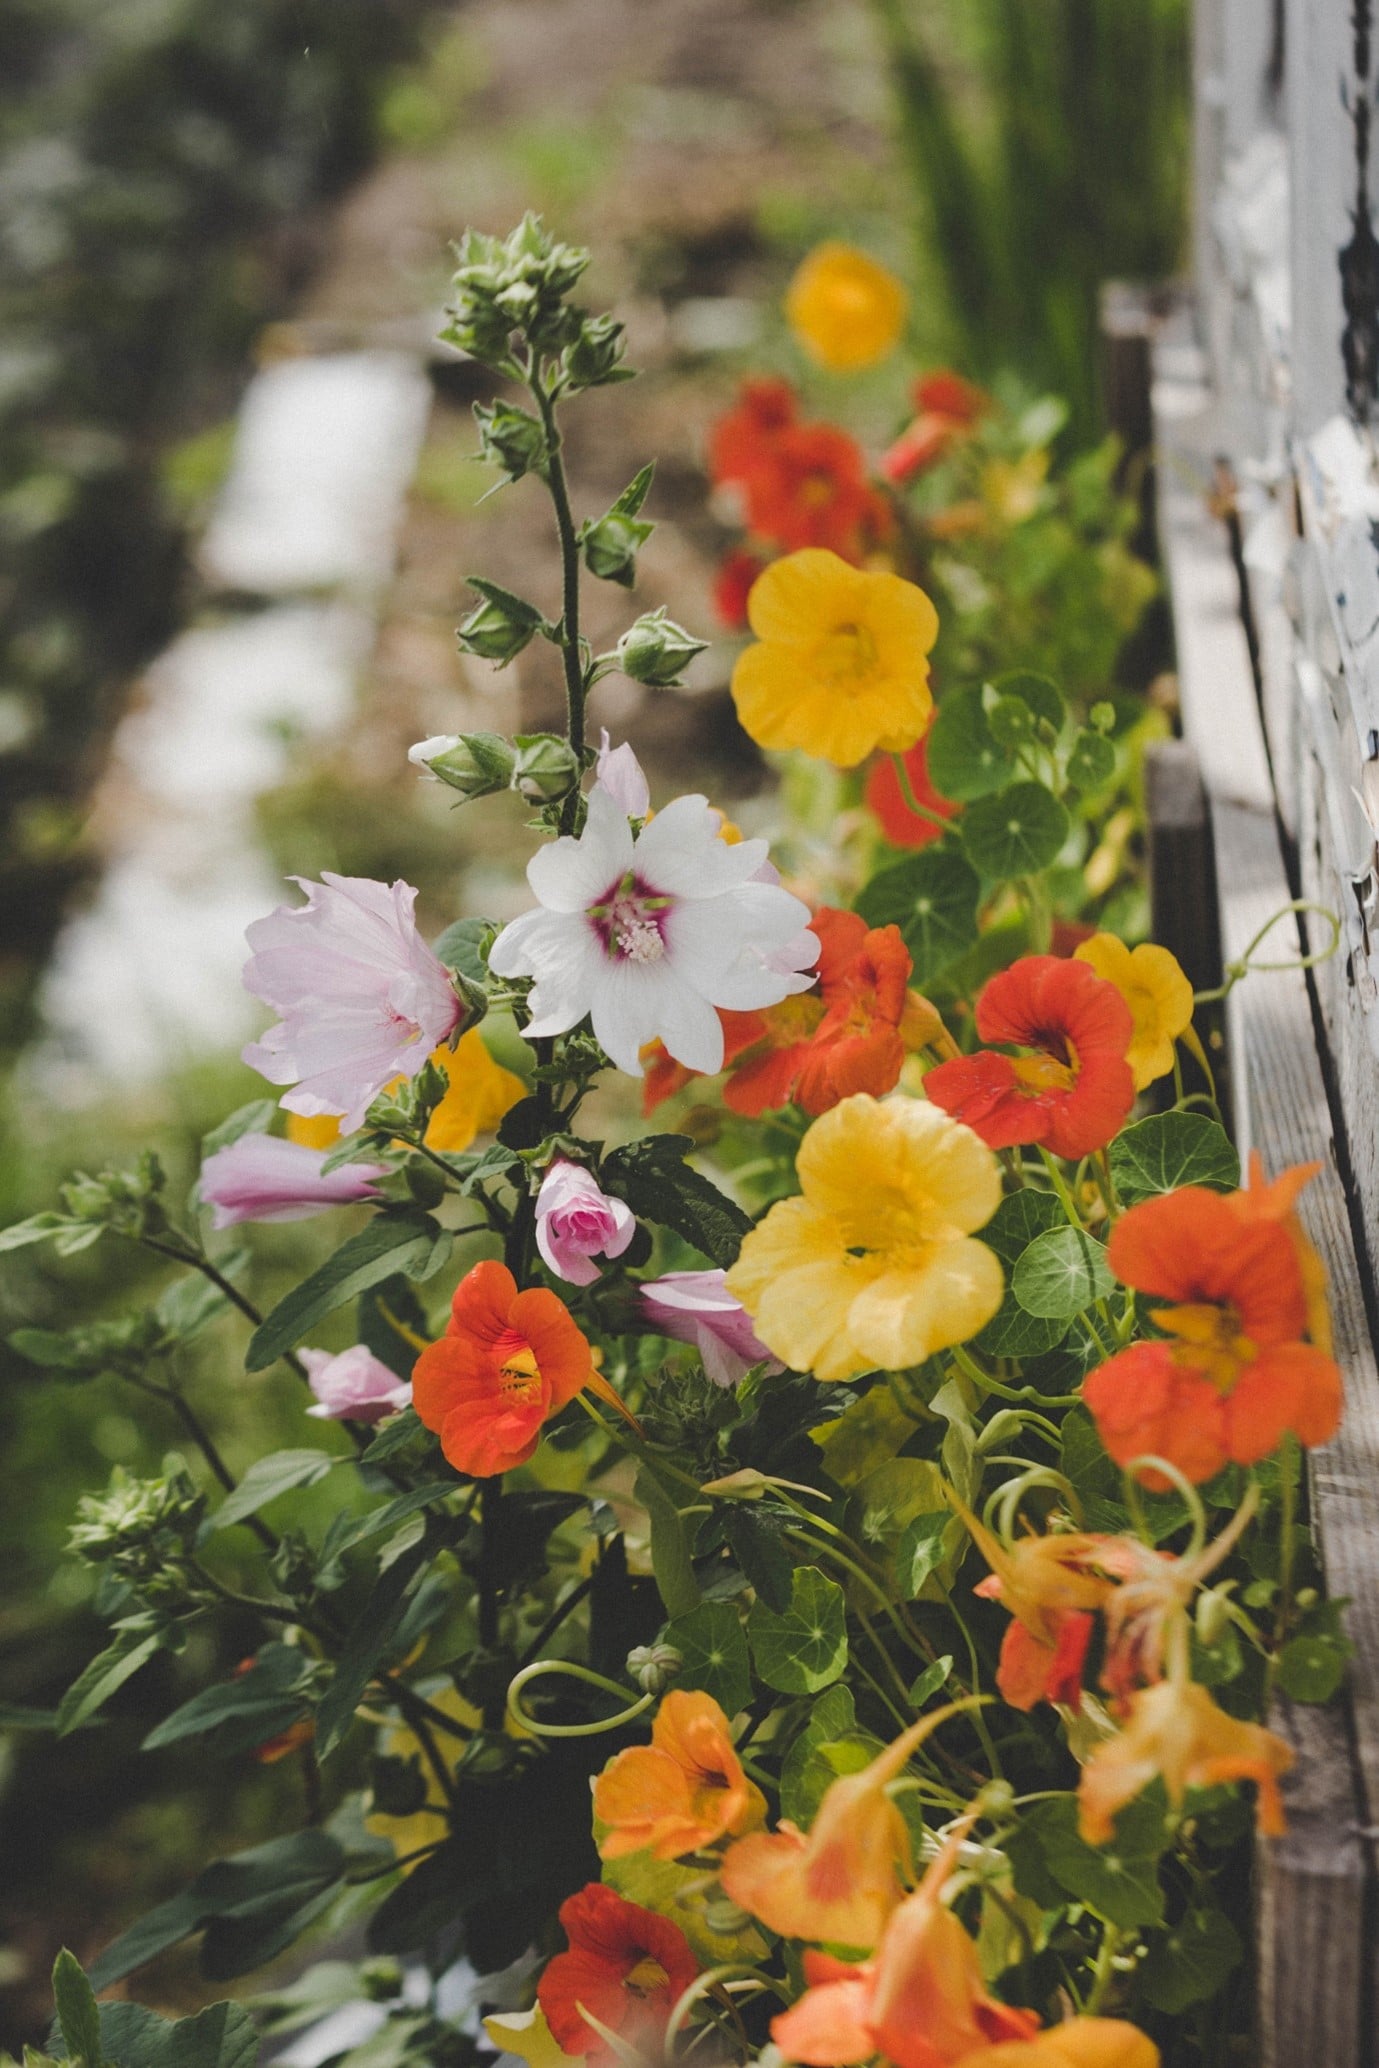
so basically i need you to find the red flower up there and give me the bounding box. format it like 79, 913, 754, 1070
924, 955, 1135, 1159
709, 378, 798, 486
991, 1610, 1096, 1712
713, 545, 768, 628
538, 1883, 699, 2060
865, 738, 960, 849
914, 370, 987, 423
1083, 1178, 1343, 1486
707, 380, 889, 565
880, 369, 987, 485
411, 1260, 594, 1477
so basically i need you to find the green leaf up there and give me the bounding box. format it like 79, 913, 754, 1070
1108, 1112, 1240, 1205
52, 1951, 102, 2067
960, 781, 1070, 881
245, 1212, 450, 1369
1277, 1631, 1350, 1703
907, 1655, 953, 1706
636, 1466, 700, 1619
722, 1507, 793, 1613
0, 1702, 62, 1732
747, 1566, 847, 1694
325, 1483, 458, 1560
896, 1511, 954, 1595
157, 1264, 247, 1341
49, 1995, 259, 2068
610, 461, 655, 518
432, 917, 491, 984
56, 1631, 164, 1737
199, 1101, 277, 1161
988, 670, 1065, 737
314, 1539, 432, 1760
602, 1137, 749, 1269
972, 1189, 1068, 1359
1065, 729, 1116, 792
664, 1602, 751, 1716
0, 1212, 69, 1253
357, 1274, 430, 1381
209, 1449, 337, 1532
359, 1407, 433, 1465
779, 1684, 859, 1826
1011, 1226, 1113, 1319
141, 1644, 312, 1755
1021, 1790, 1167, 1929
925, 688, 1016, 801
1139, 1908, 1242, 2012
855, 849, 981, 985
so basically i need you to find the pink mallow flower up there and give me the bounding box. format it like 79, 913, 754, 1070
487, 787, 815, 1078
535, 1158, 637, 1287
301, 1344, 413, 1422
640, 1269, 784, 1388
199, 1132, 387, 1230
594, 729, 651, 819
241, 873, 461, 1132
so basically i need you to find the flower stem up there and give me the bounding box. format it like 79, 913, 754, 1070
530, 369, 588, 810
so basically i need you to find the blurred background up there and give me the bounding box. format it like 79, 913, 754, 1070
0, 0, 1187, 2047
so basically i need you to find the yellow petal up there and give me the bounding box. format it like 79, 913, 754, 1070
484, 2010, 582, 2068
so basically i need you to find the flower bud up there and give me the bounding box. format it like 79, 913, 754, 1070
582, 510, 654, 588
511, 732, 581, 803
626, 1642, 682, 1695
409, 731, 517, 798
456, 583, 544, 667
563, 312, 630, 391
616, 608, 709, 687
1195, 1584, 1233, 1649
473, 398, 549, 482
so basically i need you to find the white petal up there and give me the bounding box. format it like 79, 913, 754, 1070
526, 785, 632, 913
633, 794, 768, 896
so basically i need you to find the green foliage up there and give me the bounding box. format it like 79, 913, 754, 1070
1108, 1112, 1241, 1202
663, 1602, 752, 1716
1011, 1225, 1113, 1320
855, 848, 981, 983
601, 1136, 750, 1269
747, 1566, 848, 1693
245, 1212, 451, 1369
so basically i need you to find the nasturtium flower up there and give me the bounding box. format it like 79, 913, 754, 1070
638, 1269, 782, 1387
1083, 1174, 1342, 1486
198, 1132, 386, 1229
880, 370, 988, 486
1073, 934, 1194, 1091
487, 787, 815, 1077
1079, 1676, 1293, 1845
731, 550, 939, 769
708, 378, 891, 563
957, 1502, 1113, 1714
535, 1158, 636, 1287
726, 1095, 1003, 1382
865, 738, 960, 849
301, 1344, 412, 1423
242, 873, 461, 1131
593, 1689, 765, 1860
537, 1883, 698, 2061
423, 1030, 526, 1151
924, 955, 1136, 1160
785, 241, 908, 372
412, 1259, 596, 1477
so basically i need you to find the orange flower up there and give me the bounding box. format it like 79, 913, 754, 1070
710, 377, 798, 484
1231, 1151, 1333, 1355
880, 370, 988, 487
1078, 1677, 1293, 1844
593, 1689, 766, 1861
721, 1709, 965, 1950
957, 1502, 1114, 1714
708, 380, 890, 564
537, 1883, 699, 2061
412, 1259, 595, 1477
865, 738, 961, 849
769, 1827, 1041, 2066
924, 956, 1135, 1160
1083, 1177, 1342, 1486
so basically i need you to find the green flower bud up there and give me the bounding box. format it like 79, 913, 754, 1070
443, 216, 591, 365
409, 730, 517, 797
511, 732, 581, 803
456, 580, 544, 667
626, 1642, 682, 1695
582, 511, 655, 588
563, 313, 631, 391
69, 1461, 205, 1581
473, 399, 549, 483
1195, 1584, 1234, 1649
616, 608, 710, 687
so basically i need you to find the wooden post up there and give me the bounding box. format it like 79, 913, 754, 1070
1285, 0, 1372, 438
1143, 738, 1221, 994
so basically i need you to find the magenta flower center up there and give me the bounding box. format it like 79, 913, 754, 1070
588, 870, 673, 964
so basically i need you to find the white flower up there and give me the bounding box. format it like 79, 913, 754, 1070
488, 787, 815, 1076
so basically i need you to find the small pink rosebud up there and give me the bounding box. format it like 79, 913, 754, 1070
301, 1344, 412, 1423
535, 1158, 636, 1287
639, 1269, 783, 1388
199, 1133, 387, 1230
593, 729, 651, 820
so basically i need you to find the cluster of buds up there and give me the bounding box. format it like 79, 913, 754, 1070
442, 214, 628, 392
68, 1460, 206, 1603
11, 1308, 174, 1385
58, 1151, 170, 1246
410, 728, 583, 810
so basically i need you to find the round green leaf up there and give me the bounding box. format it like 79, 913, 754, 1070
664, 1601, 752, 1717
1108, 1113, 1240, 1204
856, 849, 981, 985
1276, 1632, 1349, 1704
972, 1189, 1069, 1359
925, 688, 1016, 800
988, 669, 1066, 738
1064, 728, 1116, 792
960, 781, 1071, 881
747, 1565, 848, 1693
1012, 1226, 1114, 1319
1139, 1908, 1242, 2013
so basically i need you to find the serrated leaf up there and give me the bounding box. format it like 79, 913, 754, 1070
1139, 1908, 1242, 2012
855, 849, 981, 985
663, 1601, 751, 1715
245, 1212, 450, 1369
52, 1951, 102, 2067
747, 1566, 847, 1693
199, 1101, 277, 1161
56, 1631, 164, 1736
1108, 1112, 1240, 1204
925, 688, 1017, 800
209, 1448, 337, 1531
432, 917, 492, 984
960, 781, 1070, 881
636, 1466, 700, 1619
1011, 1226, 1113, 1319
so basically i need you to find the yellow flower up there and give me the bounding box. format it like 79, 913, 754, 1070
725, 1094, 1003, 1381
731, 550, 939, 769
980, 448, 1049, 525
289, 1031, 524, 1155
1073, 935, 1193, 1091
785, 241, 908, 371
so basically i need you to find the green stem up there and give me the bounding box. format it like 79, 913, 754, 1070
889, 752, 953, 832
1083, 1920, 1124, 2015
1036, 1146, 1085, 1231
530, 371, 588, 810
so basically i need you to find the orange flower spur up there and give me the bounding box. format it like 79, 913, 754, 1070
1082, 1174, 1342, 1488
924, 956, 1135, 1161
593, 1688, 766, 1861
411, 1258, 596, 1478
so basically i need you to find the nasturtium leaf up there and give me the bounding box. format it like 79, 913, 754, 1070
972, 1189, 1068, 1359
960, 781, 1071, 882
1011, 1225, 1113, 1319
1277, 1631, 1350, 1703
246, 1213, 451, 1369
209, 1449, 337, 1531
988, 669, 1066, 737
780, 1684, 866, 1827
1139, 1907, 1242, 2012
850, 1459, 949, 1578
663, 1602, 752, 1717
1060, 1405, 1189, 1542
925, 688, 1016, 800
1065, 728, 1116, 792
1108, 1112, 1240, 1204
907, 1655, 953, 1706
1017, 1789, 1168, 1930
856, 849, 982, 985
747, 1566, 848, 1693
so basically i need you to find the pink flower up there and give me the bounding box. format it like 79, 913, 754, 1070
199, 1132, 387, 1230
535, 1158, 637, 1287
241, 874, 461, 1131
301, 1344, 413, 1422
594, 730, 651, 819
639, 1269, 784, 1387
